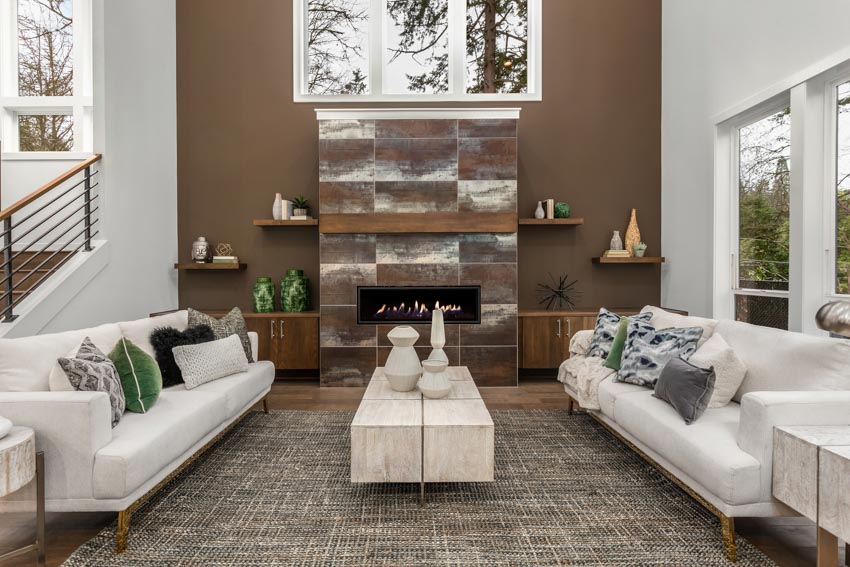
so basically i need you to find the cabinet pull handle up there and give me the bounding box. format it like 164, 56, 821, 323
270, 319, 275, 339
567, 319, 572, 337
280, 320, 285, 338
556, 319, 562, 338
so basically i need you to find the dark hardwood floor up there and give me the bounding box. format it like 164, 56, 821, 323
0, 378, 842, 566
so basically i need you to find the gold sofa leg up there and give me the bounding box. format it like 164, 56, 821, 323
116, 509, 132, 554
720, 515, 737, 562
262, 396, 270, 414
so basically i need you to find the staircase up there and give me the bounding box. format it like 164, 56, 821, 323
1, 155, 102, 324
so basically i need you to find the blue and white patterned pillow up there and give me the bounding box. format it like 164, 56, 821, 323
617, 319, 704, 387
586, 308, 653, 359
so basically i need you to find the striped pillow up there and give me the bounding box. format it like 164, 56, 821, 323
108, 337, 162, 413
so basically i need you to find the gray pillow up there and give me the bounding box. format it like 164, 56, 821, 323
586, 308, 652, 359
59, 338, 125, 427
617, 319, 704, 387
188, 307, 254, 363
653, 357, 716, 425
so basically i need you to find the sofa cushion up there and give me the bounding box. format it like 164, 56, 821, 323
597, 377, 646, 420
613, 392, 762, 505
92, 388, 226, 499
167, 361, 275, 419
0, 323, 122, 392
714, 320, 850, 402
641, 306, 717, 347
59, 338, 125, 427
118, 311, 188, 358
689, 333, 747, 408
617, 319, 703, 387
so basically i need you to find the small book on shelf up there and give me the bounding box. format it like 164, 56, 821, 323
603, 250, 630, 258
212, 256, 238, 264
546, 199, 555, 219
290, 215, 312, 221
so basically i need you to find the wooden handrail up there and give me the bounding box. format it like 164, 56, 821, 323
0, 154, 102, 222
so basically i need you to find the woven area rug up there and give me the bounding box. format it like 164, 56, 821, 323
63, 410, 774, 566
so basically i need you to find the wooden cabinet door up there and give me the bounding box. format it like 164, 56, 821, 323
244, 316, 274, 363
521, 316, 564, 369
273, 317, 319, 369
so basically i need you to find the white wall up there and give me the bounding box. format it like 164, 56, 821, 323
662, 0, 850, 317
36, 0, 178, 332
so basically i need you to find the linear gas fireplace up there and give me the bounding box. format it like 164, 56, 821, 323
357, 286, 481, 325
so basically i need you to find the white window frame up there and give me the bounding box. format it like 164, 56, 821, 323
0, 0, 93, 158
823, 67, 850, 301
292, 0, 542, 103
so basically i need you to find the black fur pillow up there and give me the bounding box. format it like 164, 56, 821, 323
150, 325, 215, 387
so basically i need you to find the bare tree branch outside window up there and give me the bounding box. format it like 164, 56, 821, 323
835, 81, 850, 293
307, 0, 369, 95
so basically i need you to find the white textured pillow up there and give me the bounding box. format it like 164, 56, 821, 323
689, 333, 747, 408
172, 334, 249, 390
640, 306, 717, 347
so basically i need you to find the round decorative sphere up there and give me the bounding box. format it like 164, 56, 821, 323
554, 202, 571, 219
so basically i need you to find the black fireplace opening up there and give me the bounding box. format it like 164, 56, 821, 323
357, 286, 481, 325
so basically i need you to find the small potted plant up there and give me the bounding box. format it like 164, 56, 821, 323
292, 195, 310, 217
633, 242, 647, 258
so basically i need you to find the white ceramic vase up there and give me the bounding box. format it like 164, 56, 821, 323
385, 326, 422, 392
0, 416, 12, 440
610, 230, 623, 251
429, 308, 449, 364
273, 193, 283, 221
534, 201, 545, 219
419, 359, 451, 399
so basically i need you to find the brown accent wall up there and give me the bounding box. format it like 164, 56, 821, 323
176, 0, 661, 314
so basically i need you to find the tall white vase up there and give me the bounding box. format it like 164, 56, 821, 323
273, 193, 283, 220
429, 308, 449, 364
384, 326, 422, 392
419, 358, 451, 399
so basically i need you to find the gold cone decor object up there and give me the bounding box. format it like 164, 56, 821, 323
625, 208, 641, 257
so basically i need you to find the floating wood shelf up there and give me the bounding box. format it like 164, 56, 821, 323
253, 219, 319, 227
518, 218, 584, 225
174, 263, 247, 271
592, 256, 665, 264
319, 212, 517, 234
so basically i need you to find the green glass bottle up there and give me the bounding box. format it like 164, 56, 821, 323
281, 269, 310, 312
253, 277, 275, 313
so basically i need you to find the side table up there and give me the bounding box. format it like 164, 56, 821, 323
773, 426, 850, 567
0, 427, 45, 567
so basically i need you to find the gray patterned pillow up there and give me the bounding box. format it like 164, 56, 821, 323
617, 319, 704, 387
586, 308, 653, 359
188, 308, 254, 363
59, 338, 125, 427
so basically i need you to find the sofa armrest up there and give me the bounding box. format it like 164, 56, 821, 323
0, 391, 112, 501
737, 391, 850, 499
248, 331, 258, 361
569, 329, 594, 357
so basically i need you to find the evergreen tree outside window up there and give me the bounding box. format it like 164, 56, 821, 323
836, 80, 850, 294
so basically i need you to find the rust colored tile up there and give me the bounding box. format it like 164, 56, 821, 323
375, 138, 457, 182
376, 264, 460, 287
376, 234, 459, 264
319, 182, 374, 214
320, 264, 376, 306
374, 181, 458, 213
320, 234, 376, 264
459, 347, 518, 387
460, 264, 518, 304
377, 346, 459, 367
319, 119, 375, 140
460, 304, 517, 346
457, 180, 517, 213
376, 119, 458, 139
458, 119, 517, 138
319, 139, 375, 182
458, 138, 517, 181
320, 306, 376, 347
459, 233, 517, 263
320, 347, 376, 387
377, 324, 460, 347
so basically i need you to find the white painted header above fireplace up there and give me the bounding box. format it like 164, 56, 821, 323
314, 108, 522, 121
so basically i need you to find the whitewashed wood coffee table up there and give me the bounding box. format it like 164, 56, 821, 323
351, 366, 494, 501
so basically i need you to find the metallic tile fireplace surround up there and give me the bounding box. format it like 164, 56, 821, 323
317, 109, 520, 387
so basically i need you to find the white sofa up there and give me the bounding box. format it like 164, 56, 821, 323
0, 310, 275, 551
560, 307, 850, 562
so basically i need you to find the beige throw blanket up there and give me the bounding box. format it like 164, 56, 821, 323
556, 330, 616, 411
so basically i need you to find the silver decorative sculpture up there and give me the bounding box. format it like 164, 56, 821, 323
816, 301, 850, 337
191, 237, 211, 263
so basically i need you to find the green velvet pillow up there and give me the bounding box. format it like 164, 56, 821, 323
604, 317, 630, 371
109, 337, 162, 413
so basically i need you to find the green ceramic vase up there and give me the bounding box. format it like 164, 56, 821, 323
281, 269, 310, 312
253, 277, 275, 313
